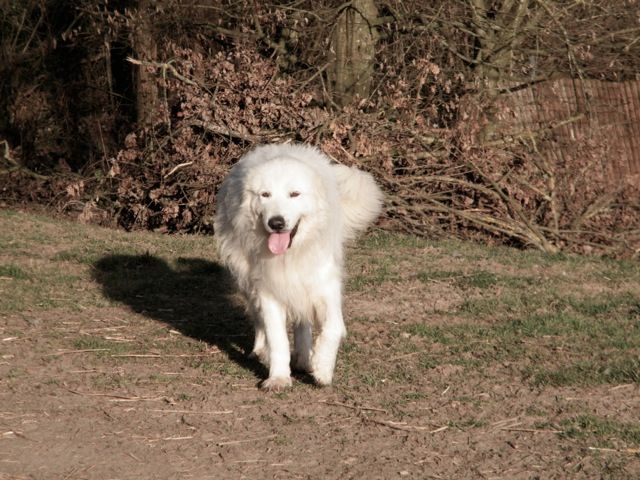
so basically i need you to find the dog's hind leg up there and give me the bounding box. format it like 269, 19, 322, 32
292, 322, 313, 373
246, 303, 269, 366
249, 319, 269, 367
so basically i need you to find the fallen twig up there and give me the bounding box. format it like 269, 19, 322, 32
217, 434, 277, 446
503, 428, 564, 434
189, 119, 263, 143
126, 56, 201, 87
47, 349, 110, 356
149, 409, 233, 415
1, 140, 48, 180
363, 417, 448, 433
321, 415, 357, 426
588, 446, 640, 454
388, 351, 421, 361
110, 352, 219, 358
319, 400, 387, 413
165, 161, 194, 178
67, 388, 165, 402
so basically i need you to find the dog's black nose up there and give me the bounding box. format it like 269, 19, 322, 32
268, 215, 286, 232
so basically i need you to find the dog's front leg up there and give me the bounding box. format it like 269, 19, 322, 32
258, 293, 292, 391
311, 283, 346, 386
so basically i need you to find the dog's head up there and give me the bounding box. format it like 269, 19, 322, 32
246, 158, 323, 255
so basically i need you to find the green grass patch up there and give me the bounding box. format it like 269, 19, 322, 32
404, 287, 640, 386
52, 246, 108, 265
347, 256, 399, 290
402, 391, 429, 401
73, 336, 132, 356
417, 270, 458, 283
0, 265, 85, 312
456, 270, 500, 289
357, 231, 431, 250
559, 415, 640, 447
528, 356, 640, 387
566, 294, 636, 316
405, 323, 457, 344
0, 264, 29, 279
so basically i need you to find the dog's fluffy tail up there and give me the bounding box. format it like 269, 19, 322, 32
332, 163, 384, 241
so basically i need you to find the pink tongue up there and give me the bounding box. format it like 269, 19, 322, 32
268, 231, 291, 255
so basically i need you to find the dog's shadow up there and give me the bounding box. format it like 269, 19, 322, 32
92, 253, 268, 381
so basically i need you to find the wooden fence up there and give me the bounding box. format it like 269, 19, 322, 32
498, 78, 640, 179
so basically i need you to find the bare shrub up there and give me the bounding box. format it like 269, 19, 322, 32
1, 1, 638, 256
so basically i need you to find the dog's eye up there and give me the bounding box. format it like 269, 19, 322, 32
260, 192, 271, 198
289, 191, 301, 198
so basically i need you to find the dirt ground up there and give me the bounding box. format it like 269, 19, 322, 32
1, 210, 639, 479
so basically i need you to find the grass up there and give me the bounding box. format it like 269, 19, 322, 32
0, 264, 30, 279
401, 292, 640, 385
2, 208, 639, 390
455, 270, 501, 289
2, 208, 640, 477
347, 234, 640, 388
73, 336, 133, 357
559, 415, 640, 447
529, 356, 640, 386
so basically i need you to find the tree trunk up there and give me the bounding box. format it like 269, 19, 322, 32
132, 0, 158, 127
328, 0, 379, 106
469, 0, 536, 141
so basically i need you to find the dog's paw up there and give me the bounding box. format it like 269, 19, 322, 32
311, 369, 333, 387
260, 376, 292, 392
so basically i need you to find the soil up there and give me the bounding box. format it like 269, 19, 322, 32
1, 211, 639, 480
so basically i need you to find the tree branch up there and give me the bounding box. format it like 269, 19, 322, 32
1, 140, 48, 180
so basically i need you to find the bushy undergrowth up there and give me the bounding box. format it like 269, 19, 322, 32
2, 2, 638, 256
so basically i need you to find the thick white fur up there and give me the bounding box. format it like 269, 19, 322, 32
214, 143, 383, 390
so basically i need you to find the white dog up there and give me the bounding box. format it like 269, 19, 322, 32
214, 143, 383, 390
